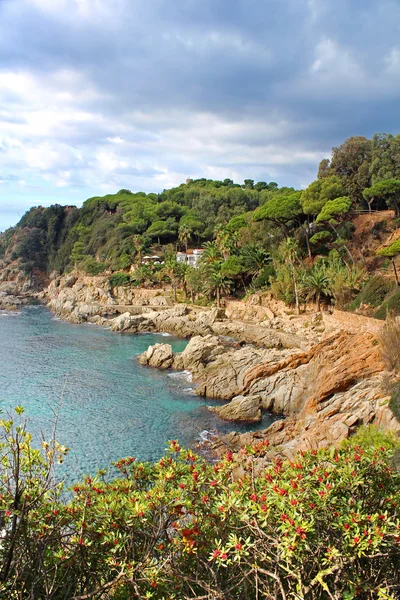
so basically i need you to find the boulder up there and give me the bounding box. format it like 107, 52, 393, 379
209, 395, 262, 422
138, 343, 174, 369
110, 313, 149, 332
180, 335, 225, 375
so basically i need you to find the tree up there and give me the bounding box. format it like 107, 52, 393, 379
132, 234, 148, 265
240, 245, 271, 280
243, 179, 254, 189
377, 239, 400, 286
370, 132, 400, 184
201, 241, 222, 265
253, 192, 303, 235
185, 266, 203, 303
302, 266, 331, 311
329, 136, 372, 202
254, 181, 268, 191
160, 258, 181, 302
316, 196, 352, 225
203, 262, 232, 307
301, 176, 345, 217
281, 238, 301, 314
214, 226, 237, 260
147, 219, 178, 244
317, 158, 333, 179
316, 196, 353, 262
363, 179, 400, 217
178, 224, 192, 252
70, 241, 86, 267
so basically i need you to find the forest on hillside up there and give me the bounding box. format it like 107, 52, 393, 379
2, 132, 400, 315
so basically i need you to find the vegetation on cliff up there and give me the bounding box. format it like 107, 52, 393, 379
1, 132, 400, 312
0, 409, 399, 599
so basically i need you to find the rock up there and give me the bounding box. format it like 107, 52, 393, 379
138, 343, 174, 369
110, 313, 150, 332
209, 395, 262, 422
180, 335, 225, 375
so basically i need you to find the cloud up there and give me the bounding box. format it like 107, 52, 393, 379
0, 0, 400, 230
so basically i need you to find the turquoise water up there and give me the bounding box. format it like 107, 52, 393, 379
0, 306, 277, 480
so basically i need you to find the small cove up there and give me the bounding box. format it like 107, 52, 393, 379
0, 306, 279, 480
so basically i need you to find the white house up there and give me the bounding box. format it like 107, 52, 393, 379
176, 249, 204, 268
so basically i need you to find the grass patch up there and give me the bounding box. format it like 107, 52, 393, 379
348, 275, 395, 311
390, 382, 400, 423
374, 288, 400, 319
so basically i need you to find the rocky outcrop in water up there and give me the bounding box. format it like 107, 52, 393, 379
138, 329, 399, 455
41, 272, 399, 454
138, 343, 174, 370
209, 395, 262, 422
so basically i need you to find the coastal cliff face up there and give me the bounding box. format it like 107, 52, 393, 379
138, 329, 400, 457
1, 269, 398, 456
45, 273, 400, 454
0, 263, 41, 310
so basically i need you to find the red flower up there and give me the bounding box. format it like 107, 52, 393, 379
290, 499, 298, 506
353, 536, 360, 545
179, 483, 186, 489
250, 493, 258, 502
212, 549, 221, 559
344, 524, 350, 530
235, 543, 242, 551
210, 480, 217, 487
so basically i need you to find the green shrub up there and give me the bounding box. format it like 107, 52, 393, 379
109, 272, 131, 288
390, 382, 400, 423
349, 275, 395, 311
1, 412, 400, 599
341, 424, 400, 453
80, 256, 107, 275
375, 289, 400, 319
252, 263, 275, 289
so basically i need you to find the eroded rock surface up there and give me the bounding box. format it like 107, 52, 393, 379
209, 395, 262, 422
138, 343, 174, 369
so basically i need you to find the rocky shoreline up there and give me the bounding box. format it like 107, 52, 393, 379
1, 270, 400, 459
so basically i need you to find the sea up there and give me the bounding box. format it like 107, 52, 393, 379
0, 305, 278, 481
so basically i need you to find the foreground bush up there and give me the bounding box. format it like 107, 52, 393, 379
0, 412, 399, 599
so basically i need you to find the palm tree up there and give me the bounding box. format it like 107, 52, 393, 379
240, 245, 271, 280
176, 262, 189, 298
214, 226, 237, 260
132, 235, 147, 266
201, 241, 222, 265
302, 267, 331, 312
203, 263, 232, 307
178, 224, 192, 252
131, 265, 153, 287
282, 238, 301, 315
161, 259, 181, 302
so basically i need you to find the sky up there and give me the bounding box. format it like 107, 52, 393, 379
1, 0, 400, 230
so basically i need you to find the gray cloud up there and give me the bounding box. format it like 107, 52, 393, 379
0, 0, 400, 230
